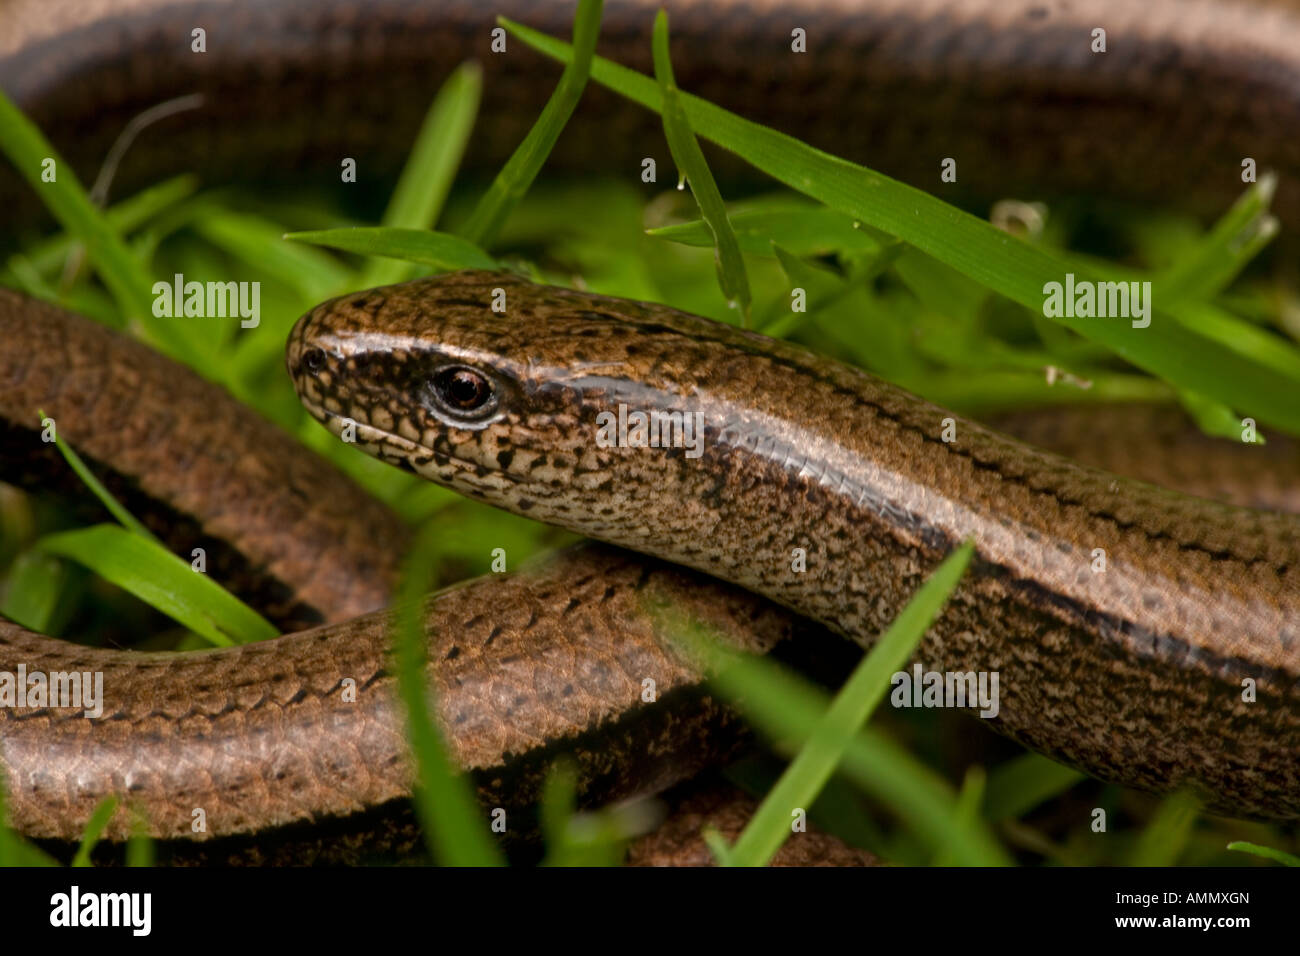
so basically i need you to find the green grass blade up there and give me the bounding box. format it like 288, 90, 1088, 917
933, 767, 986, 865
0, 550, 70, 632
718, 542, 974, 866
505, 18, 1300, 436
287, 228, 498, 272
392, 523, 504, 866
698, 650, 1010, 865
1158, 175, 1278, 305
651, 10, 750, 324
35, 525, 277, 646
538, 761, 582, 867
460, 0, 603, 247
0, 772, 62, 867
3, 175, 199, 287
0, 89, 158, 324
1226, 841, 1300, 867
648, 205, 879, 259
71, 796, 120, 867
126, 813, 155, 868
536, 761, 631, 867
702, 828, 737, 866
38, 409, 158, 542
1176, 390, 1256, 443
982, 753, 1086, 822
195, 211, 353, 303
1127, 790, 1200, 866
362, 62, 483, 287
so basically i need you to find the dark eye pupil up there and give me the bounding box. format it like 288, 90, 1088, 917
302, 347, 326, 373
436, 367, 491, 410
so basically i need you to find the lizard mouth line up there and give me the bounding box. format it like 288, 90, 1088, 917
300, 394, 527, 484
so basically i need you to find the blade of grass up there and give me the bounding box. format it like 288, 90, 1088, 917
1158, 174, 1279, 305
654, 587, 1010, 864
982, 752, 1086, 822
0, 550, 70, 632
648, 205, 880, 259
933, 766, 986, 865
195, 210, 353, 302
1127, 789, 1200, 866
36, 525, 277, 646
0, 772, 61, 867
537, 761, 633, 867
709, 648, 1010, 865
762, 242, 893, 339
2, 175, 198, 284
361, 62, 484, 287
651, 10, 750, 324
1226, 841, 1300, 867
702, 828, 737, 866
1176, 390, 1257, 443
505, 18, 1300, 436
459, 0, 603, 247
0, 90, 156, 324
709, 543, 974, 866
392, 522, 504, 866
126, 811, 155, 868
38, 409, 158, 542
287, 228, 498, 272
71, 796, 120, 867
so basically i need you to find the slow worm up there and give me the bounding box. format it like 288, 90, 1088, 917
1, 0, 1299, 858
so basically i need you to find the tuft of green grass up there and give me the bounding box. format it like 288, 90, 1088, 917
0, 174, 198, 289
361, 61, 484, 287
35, 525, 277, 646
286, 228, 498, 272
505, 15, 1300, 436
3, 416, 278, 645
0, 89, 201, 359
392, 522, 504, 866
458, 0, 604, 248
658, 542, 1010, 866
651, 10, 750, 324
1158, 175, 1278, 305
715, 543, 974, 865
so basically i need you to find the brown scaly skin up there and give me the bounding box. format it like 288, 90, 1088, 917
0, 544, 808, 849
987, 404, 1300, 515
289, 270, 1300, 819
3, 0, 1300, 245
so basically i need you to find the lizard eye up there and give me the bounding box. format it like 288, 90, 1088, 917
430, 366, 495, 417
301, 347, 326, 374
